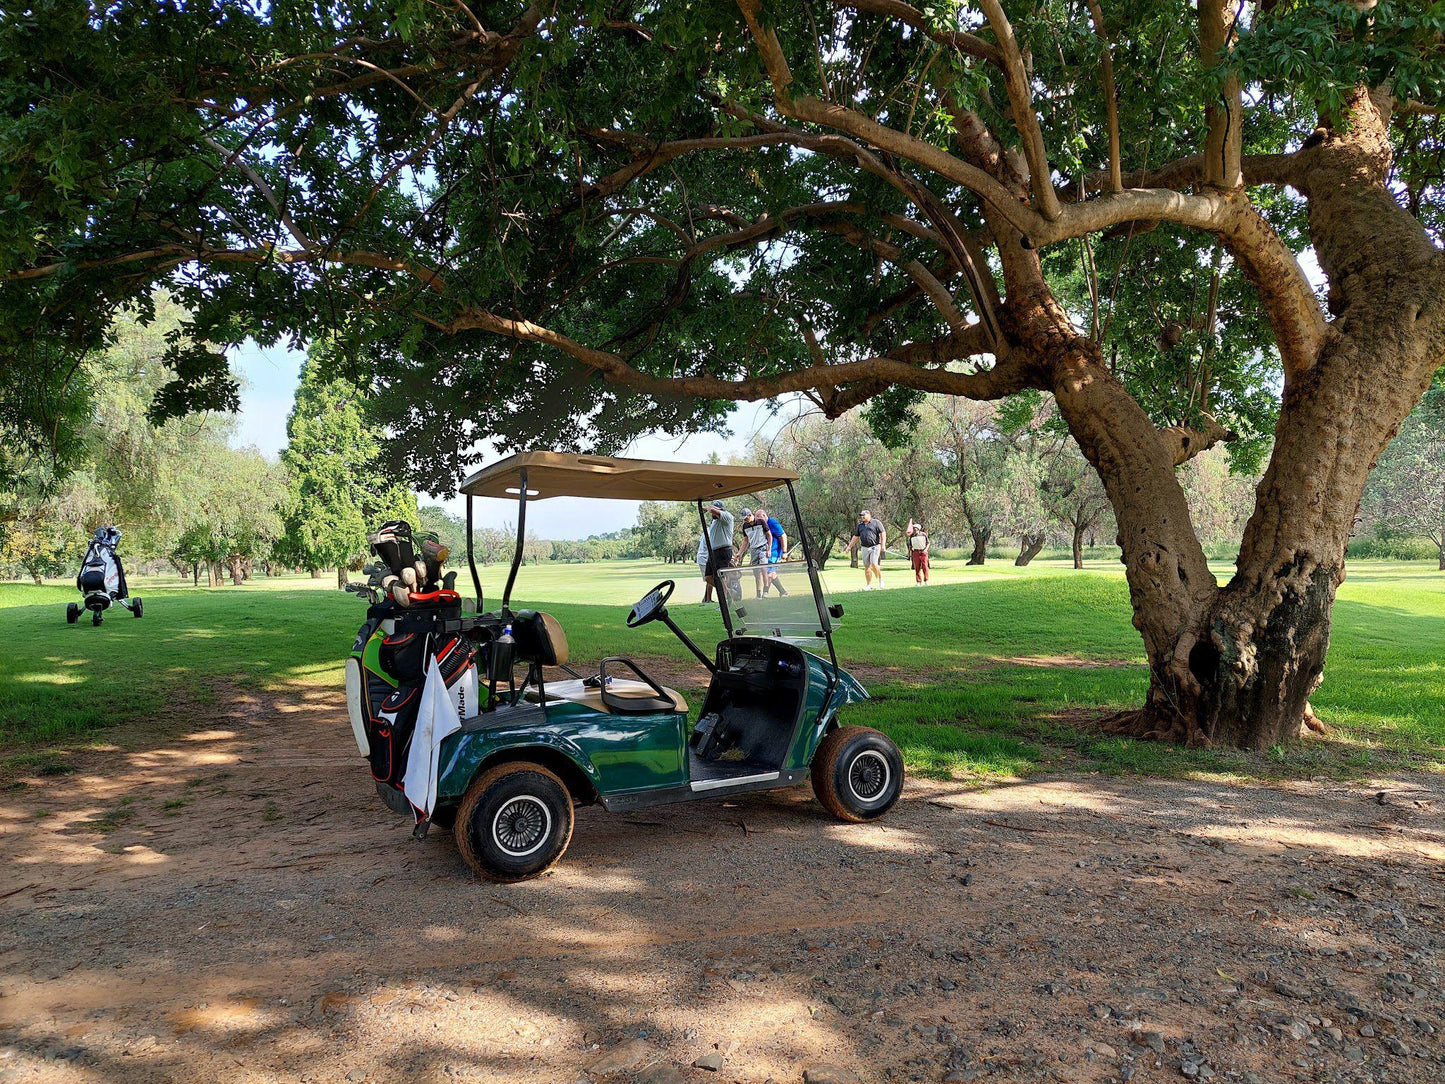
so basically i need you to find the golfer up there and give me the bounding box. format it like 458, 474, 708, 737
741, 508, 771, 598
696, 529, 715, 604
906, 519, 930, 585
704, 500, 738, 600
851, 510, 886, 590
757, 504, 788, 596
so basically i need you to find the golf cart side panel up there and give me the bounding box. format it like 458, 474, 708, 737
434, 700, 689, 804
783, 650, 870, 771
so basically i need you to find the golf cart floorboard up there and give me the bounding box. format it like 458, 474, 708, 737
688, 749, 778, 787
599, 756, 807, 812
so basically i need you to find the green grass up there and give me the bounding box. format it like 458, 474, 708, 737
2, 556, 1442, 782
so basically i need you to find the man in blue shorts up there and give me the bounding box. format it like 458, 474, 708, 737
755, 504, 788, 596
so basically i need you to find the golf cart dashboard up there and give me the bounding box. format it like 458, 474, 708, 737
713, 638, 808, 691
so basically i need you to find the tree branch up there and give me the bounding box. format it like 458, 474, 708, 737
1084, 0, 1122, 194
1160, 412, 1234, 466
977, 0, 1063, 219
1200, 0, 1243, 189
836, 0, 1003, 66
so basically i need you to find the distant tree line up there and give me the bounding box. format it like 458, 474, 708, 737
0, 299, 416, 586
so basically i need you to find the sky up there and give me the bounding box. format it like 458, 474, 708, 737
228, 340, 797, 539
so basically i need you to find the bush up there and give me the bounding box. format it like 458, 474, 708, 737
1347, 535, 1440, 561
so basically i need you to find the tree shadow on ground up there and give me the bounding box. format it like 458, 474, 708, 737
1, 683, 1442, 1083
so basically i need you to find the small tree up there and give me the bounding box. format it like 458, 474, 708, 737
1043, 442, 1113, 570
280, 348, 418, 588
932, 399, 1010, 565
636, 501, 698, 564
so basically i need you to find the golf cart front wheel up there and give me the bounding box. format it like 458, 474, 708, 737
131, 597, 143, 618
91, 611, 103, 627
455, 762, 574, 883
812, 726, 904, 822
66, 603, 79, 624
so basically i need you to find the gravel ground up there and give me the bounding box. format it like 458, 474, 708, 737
0, 684, 1441, 1084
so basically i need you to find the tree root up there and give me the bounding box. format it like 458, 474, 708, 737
1100, 707, 1205, 746
1300, 701, 1328, 736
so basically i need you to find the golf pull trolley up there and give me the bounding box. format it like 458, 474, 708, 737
344, 451, 903, 883
66, 526, 142, 627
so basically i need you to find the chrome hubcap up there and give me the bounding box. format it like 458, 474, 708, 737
492, 796, 551, 857
847, 749, 890, 803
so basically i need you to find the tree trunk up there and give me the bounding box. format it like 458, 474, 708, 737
967, 526, 989, 565
192, 562, 200, 587
311, 567, 323, 579
30, 570, 43, 586
1014, 533, 1045, 566
1438, 545, 1444, 572
228, 556, 244, 585
207, 562, 222, 587
337, 565, 349, 589
1071, 521, 1085, 570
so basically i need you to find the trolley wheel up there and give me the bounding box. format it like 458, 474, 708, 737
131, 597, 143, 618
66, 603, 79, 624
811, 726, 905, 823
91, 611, 103, 627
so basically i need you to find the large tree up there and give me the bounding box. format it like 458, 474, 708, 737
5, 2, 1444, 747
279, 347, 418, 587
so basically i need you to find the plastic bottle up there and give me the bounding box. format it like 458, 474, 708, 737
490, 623, 515, 685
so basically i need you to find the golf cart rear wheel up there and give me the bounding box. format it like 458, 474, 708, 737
455, 762, 574, 883
812, 726, 904, 823
131, 598, 143, 618
66, 603, 79, 624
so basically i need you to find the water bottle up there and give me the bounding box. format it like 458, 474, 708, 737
490, 623, 515, 684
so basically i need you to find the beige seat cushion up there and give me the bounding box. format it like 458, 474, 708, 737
525, 677, 687, 714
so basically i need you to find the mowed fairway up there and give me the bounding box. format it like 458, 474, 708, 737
2, 556, 1442, 780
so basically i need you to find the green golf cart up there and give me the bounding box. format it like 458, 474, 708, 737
345, 452, 902, 882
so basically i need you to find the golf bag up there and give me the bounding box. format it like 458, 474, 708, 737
346, 590, 478, 789
67, 526, 142, 626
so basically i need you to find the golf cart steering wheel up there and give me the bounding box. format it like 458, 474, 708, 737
627, 580, 675, 628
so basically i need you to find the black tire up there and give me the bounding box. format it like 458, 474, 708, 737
455, 762, 574, 882
66, 603, 79, 625
91, 611, 103, 627
811, 726, 904, 823
131, 598, 143, 618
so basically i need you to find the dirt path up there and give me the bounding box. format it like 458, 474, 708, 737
1, 684, 1442, 1084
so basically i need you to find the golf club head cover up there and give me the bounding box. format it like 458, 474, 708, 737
420, 537, 449, 587
368, 520, 416, 576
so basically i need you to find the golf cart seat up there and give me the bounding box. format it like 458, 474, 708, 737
511, 609, 569, 665
526, 677, 688, 715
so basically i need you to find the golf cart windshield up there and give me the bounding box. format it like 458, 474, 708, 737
715, 562, 838, 643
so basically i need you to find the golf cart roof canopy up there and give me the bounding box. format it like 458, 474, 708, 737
460, 451, 799, 502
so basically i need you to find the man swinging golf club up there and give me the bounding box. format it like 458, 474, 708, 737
741, 508, 768, 598
704, 500, 739, 602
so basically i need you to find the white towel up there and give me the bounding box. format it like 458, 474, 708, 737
402, 656, 463, 821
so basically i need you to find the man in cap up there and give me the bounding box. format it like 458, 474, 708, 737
704, 500, 738, 601
740, 507, 771, 598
